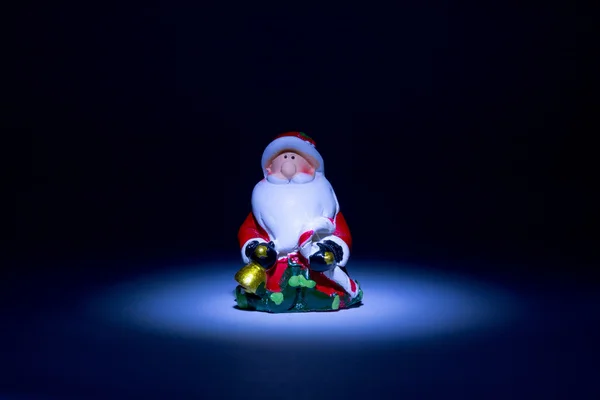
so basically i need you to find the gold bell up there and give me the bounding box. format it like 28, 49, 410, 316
254, 244, 269, 258
323, 251, 335, 265
235, 261, 267, 294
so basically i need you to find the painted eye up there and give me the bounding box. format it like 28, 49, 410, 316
284, 155, 288, 159
291, 155, 295, 159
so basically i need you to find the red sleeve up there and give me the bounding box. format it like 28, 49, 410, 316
238, 212, 270, 248
333, 212, 352, 250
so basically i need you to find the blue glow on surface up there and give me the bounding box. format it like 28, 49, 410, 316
88, 261, 522, 347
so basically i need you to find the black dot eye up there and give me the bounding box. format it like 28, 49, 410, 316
291, 155, 295, 159
284, 155, 288, 159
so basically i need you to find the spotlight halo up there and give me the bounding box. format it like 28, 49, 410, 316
88, 261, 521, 347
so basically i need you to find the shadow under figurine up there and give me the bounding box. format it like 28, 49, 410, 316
234, 132, 363, 313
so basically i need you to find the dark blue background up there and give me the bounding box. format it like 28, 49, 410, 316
4, 2, 595, 398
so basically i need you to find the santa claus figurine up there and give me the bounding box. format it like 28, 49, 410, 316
234, 132, 363, 312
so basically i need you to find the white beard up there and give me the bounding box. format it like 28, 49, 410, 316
251, 172, 339, 254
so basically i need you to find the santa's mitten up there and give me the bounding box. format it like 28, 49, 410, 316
308, 240, 343, 272
245, 240, 277, 269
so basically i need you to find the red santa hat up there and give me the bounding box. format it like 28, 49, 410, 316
261, 132, 324, 174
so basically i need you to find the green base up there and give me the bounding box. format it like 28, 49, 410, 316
235, 261, 363, 313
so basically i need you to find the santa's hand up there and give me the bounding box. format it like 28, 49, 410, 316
245, 240, 278, 269
308, 241, 343, 272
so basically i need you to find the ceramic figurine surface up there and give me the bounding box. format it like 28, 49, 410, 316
234, 132, 363, 312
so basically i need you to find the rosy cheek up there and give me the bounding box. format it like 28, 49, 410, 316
300, 166, 314, 174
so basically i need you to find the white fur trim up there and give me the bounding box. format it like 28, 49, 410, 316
261, 136, 324, 175
241, 238, 268, 264
320, 235, 350, 267
300, 242, 319, 260
323, 266, 359, 298
298, 217, 336, 260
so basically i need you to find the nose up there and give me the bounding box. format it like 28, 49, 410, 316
281, 161, 296, 179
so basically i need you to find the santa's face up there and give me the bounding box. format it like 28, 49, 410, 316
266, 151, 316, 184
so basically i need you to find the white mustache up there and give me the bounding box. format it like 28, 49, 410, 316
265, 172, 315, 185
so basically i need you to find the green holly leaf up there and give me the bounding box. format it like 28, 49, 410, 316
270, 292, 284, 305
304, 279, 316, 288
288, 276, 300, 287
299, 132, 313, 141
331, 294, 340, 310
